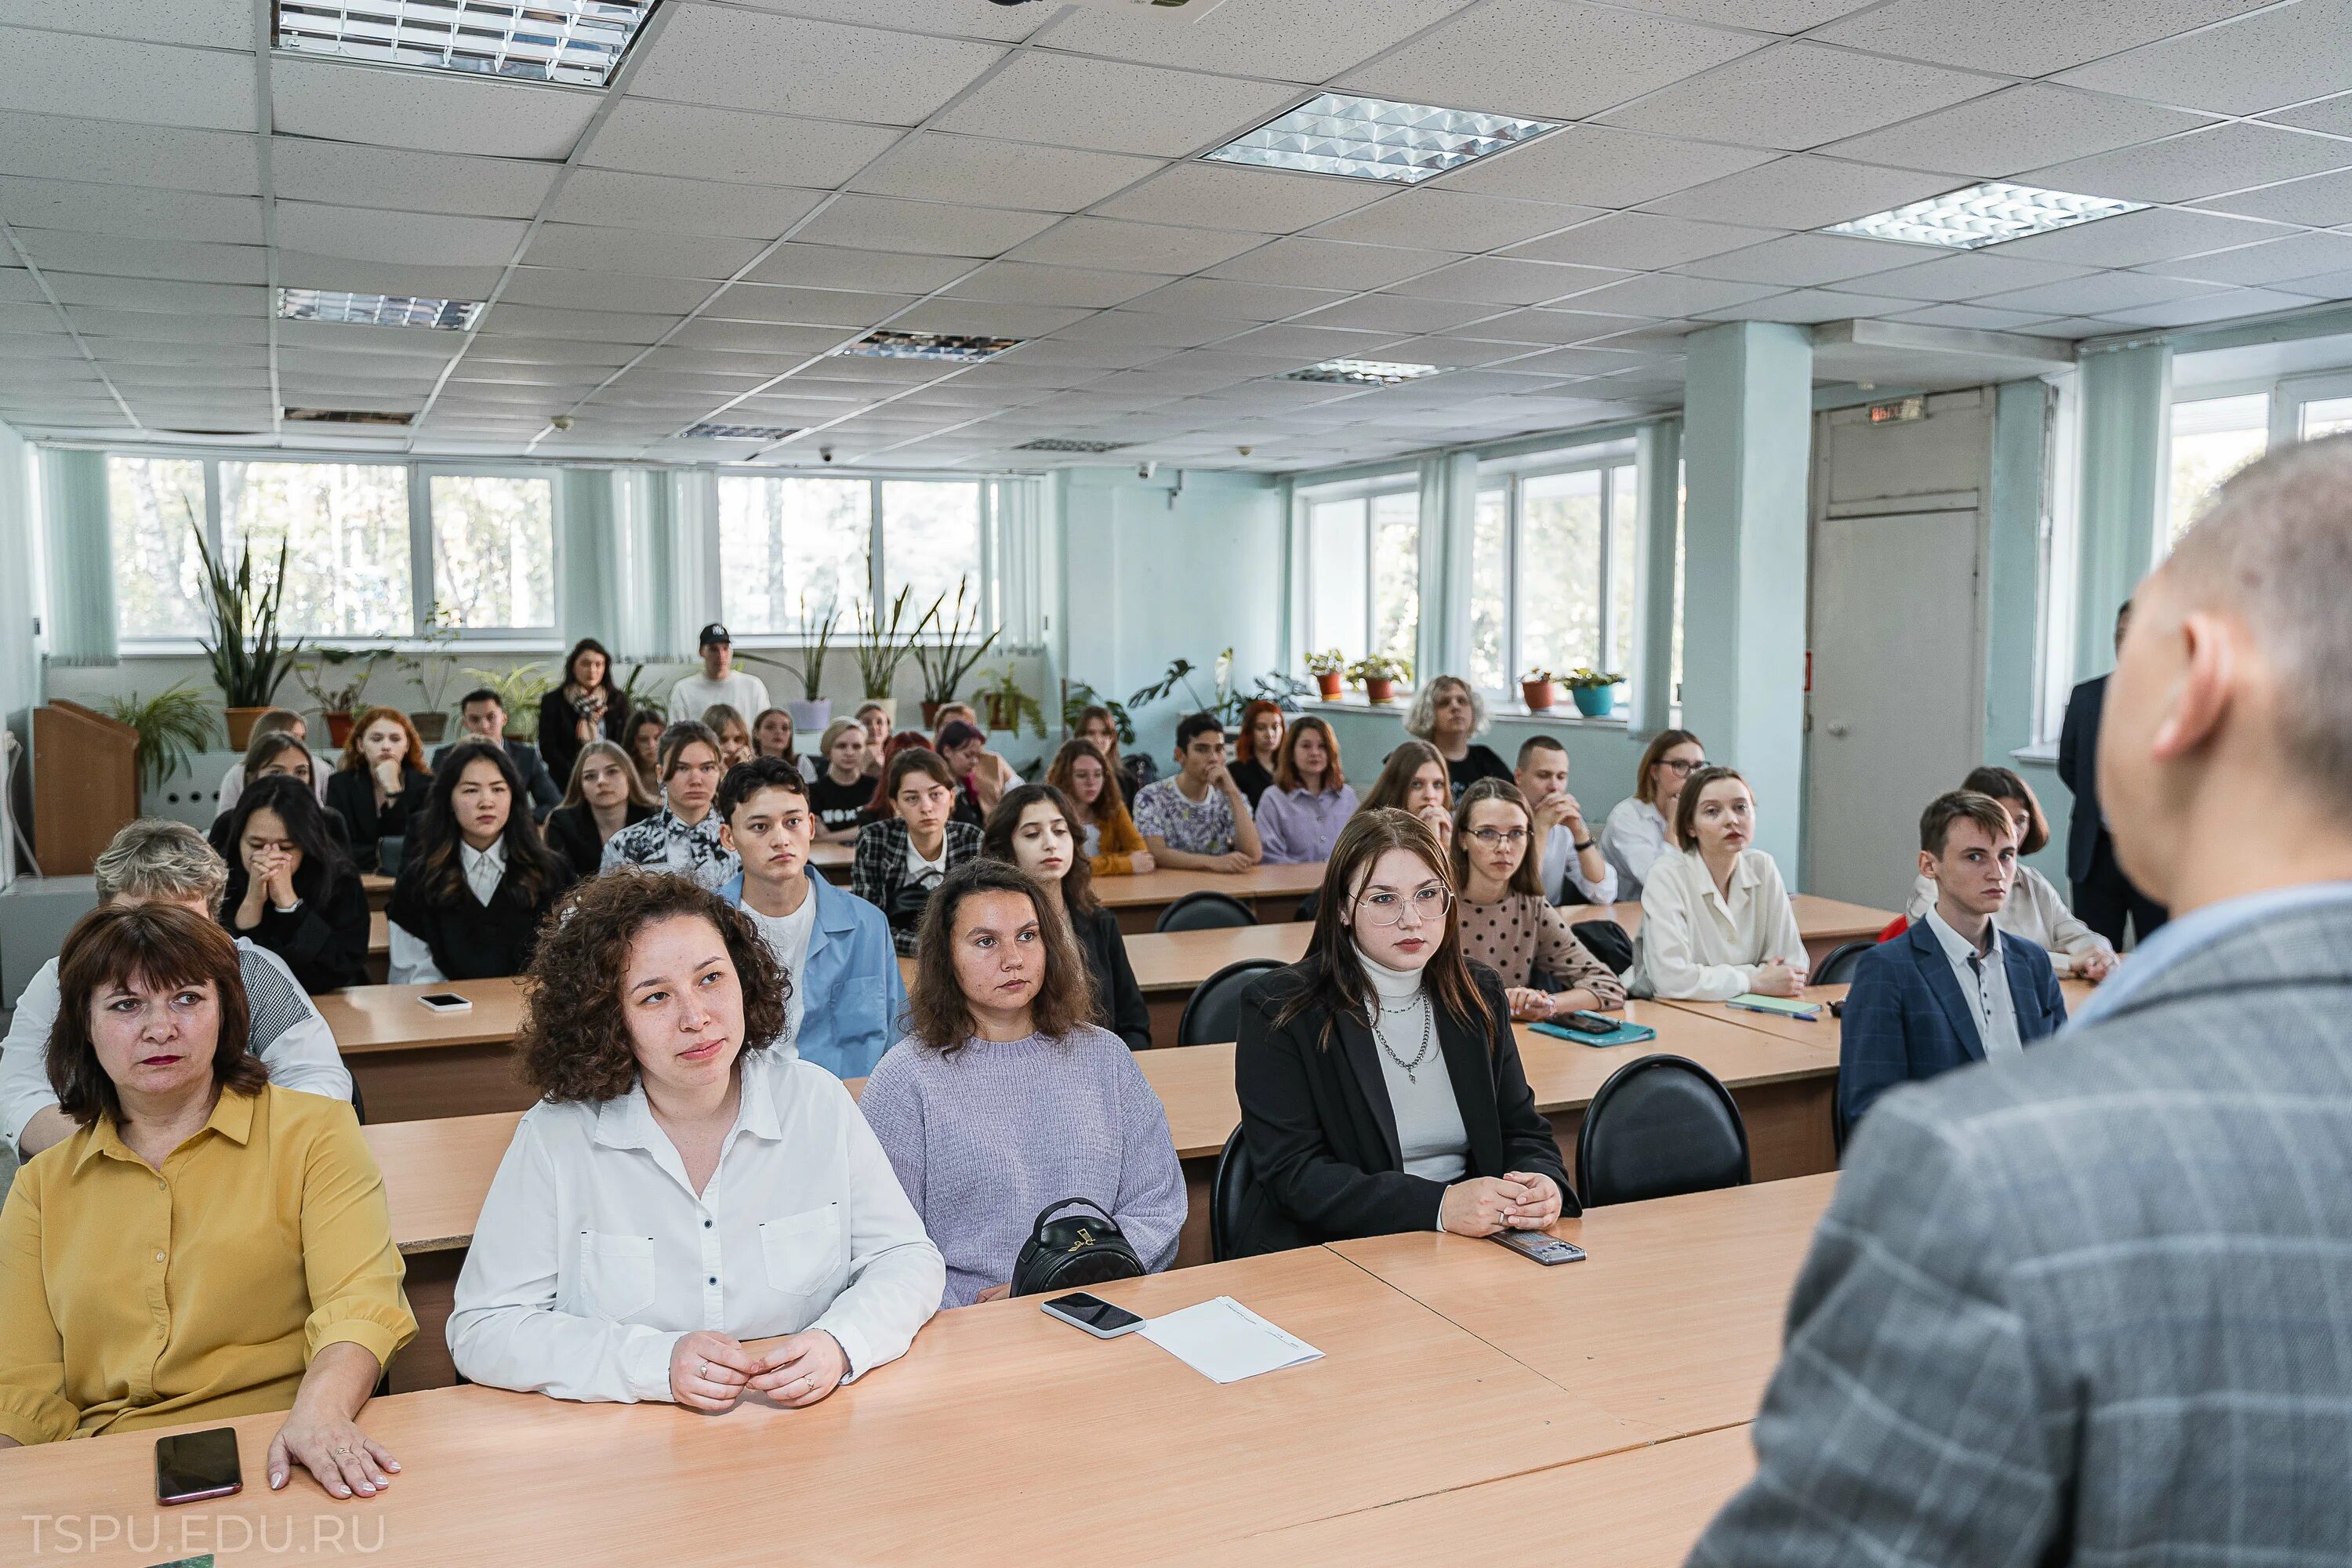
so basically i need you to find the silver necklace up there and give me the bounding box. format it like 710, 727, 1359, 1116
1372, 999, 1435, 1083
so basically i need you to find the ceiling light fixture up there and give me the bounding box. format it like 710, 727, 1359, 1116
683, 422, 797, 440
1823, 181, 2147, 251
1014, 437, 1133, 453
283, 407, 415, 426
1205, 93, 1560, 186
277, 288, 484, 330
833, 330, 1022, 364
1283, 358, 1441, 387
274, 1, 658, 87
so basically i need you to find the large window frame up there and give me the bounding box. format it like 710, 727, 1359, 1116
709, 472, 998, 648
1472, 437, 1641, 706
1296, 471, 1419, 673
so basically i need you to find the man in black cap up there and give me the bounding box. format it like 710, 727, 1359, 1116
670, 621, 771, 729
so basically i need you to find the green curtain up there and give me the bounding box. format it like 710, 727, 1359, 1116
41, 447, 115, 666
1413, 451, 1478, 684
2074, 342, 2170, 682
556, 467, 622, 659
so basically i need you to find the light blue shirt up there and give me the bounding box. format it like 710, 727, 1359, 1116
2067, 879, 2352, 1031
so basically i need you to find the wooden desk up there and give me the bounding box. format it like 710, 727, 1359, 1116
0, 1247, 1656, 1568
317, 978, 534, 1126
366, 910, 389, 984
1602, 893, 1896, 969
363, 872, 394, 911
1095, 860, 1326, 933
1659, 977, 2100, 1047
1336, 1174, 1837, 1439
810, 838, 852, 882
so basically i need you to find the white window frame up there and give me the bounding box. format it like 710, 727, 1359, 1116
1295, 470, 1417, 666
2031, 370, 2082, 751
413, 462, 561, 644
1472, 437, 1639, 700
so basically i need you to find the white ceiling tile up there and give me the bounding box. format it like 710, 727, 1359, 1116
731, 0, 1051, 42
1307, 190, 1599, 252
850, 132, 1160, 211
786, 194, 1058, 257
2057, 0, 2352, 115
1205, 236, 1452, 290
1385, 255, 1627, 305
651, 320, 840, 355
1819, 85, 2216, 182
1980, 270, 2216, 315
499, 269, 717, 314
478, 304, 684, 343
1454, 307, 1657, 344
1486, 343, 1656, 375
1813, 0, 2273, 75
1641, 155, 1958, 229
2102, 287, 2328, 328
1674, 231, 1924, 286
1592, 0, 1874, 28
1121, 278, 1348, 321
1093, 164, 1385, 233
2270, 266, 2352, 301
0, 111, 256, 193
629, 5, 1002, 123
2140, 230, 2352, 288
1004, 216, 1265, 274
1501, 211, 1780, 269
1040, 0, 1474, 81
0, 269, 45, 303
470, 332, 645, 363
86, 339, 267, 365
0, 301, 67, 335
1436, 124, 1776, 208
1697, 288, 1921, 323
0, 27, 252, 131
1994, 205, 2283, 267
1887, 302, 2065, 331
68, 308, 267, 343
1846, 250, 2096, 302
1047, 310, 1248, 348
1218, 322, 1409, 360
887, 299, 1093, 337
704, 283, 916, 327
524, 223, 766, 278
1374, 335, 1548, 368
272, 59, 597, 161
1340, 0, 1760, 122
276, 254, 505, 299
268, 139, 561, 220
0, 0, 250, 49
13, 229, 263, 281
1296, 294, 1506, 333
742, 244, 974, 292
943, 260, 1174, 307
582, 100, 899, 189
2263, 93, 2352, 139
1599, 43, 1999, 153
933, 52, 1298, 158
0, 177, 258, 243
44, 274, 262, 314
547, 169, 823, 240
277, 203, 528, 269
2024, 123, 2352, 205
2191, 169, 2352, 228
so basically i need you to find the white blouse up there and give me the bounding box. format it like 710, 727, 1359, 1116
1629, 848, 1809, 1002
448, 1047, 944, 1404
1599, 797, 1673, 902
1907, 865, 2115, 978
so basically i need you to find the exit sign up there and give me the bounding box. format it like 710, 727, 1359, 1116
1867, 396, 1926, 424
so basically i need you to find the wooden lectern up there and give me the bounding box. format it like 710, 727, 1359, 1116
33, 701, 139, 876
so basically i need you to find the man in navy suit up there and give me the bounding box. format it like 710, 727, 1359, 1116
2059, 599, 2167, 948
1838, 791, 2067, 1133
430, 688, 561, 821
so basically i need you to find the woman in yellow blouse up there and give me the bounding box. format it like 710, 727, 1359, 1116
0, 903, 415, 1501
1047, 739, 1155, 877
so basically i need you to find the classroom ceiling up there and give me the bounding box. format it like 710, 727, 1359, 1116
2, 0, 2351, 474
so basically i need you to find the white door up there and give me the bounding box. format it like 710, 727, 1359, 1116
1803, 506, 1984, 911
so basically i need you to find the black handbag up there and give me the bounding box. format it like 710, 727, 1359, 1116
1011, 1198, 1145, 1298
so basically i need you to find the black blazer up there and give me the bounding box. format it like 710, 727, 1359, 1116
1073, 903, 1152, 1052
2056, 673, 2106, 886
537, 686, 630, 800
221, 869, 372, 993
1231, 956, 1573, 1257
432, 737, 561, 818
543, 799, 655, 880
386, 853, 576, 981
325, 766, 433, 873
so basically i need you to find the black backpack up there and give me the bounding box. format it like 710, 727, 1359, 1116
1011, 1198, 1145, 1298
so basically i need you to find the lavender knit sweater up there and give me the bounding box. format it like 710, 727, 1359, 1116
858, 1025, 1187, 1308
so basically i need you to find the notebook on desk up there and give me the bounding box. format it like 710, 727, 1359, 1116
1529, 1017, 1658, 1048
1726, 993, 1822, 1021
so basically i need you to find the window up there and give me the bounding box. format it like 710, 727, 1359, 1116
2165, 394, 2267, 549
1468, 488, 1507, 690
107, 456, 209, 639
2302, 395, 2352, 439
1300, 478, 1417, 670
882, 480, 983, 613
430, 474, 554, 632
221, 460, 412, 638
1468, 445, 1639, 711
718, 475, 870, 633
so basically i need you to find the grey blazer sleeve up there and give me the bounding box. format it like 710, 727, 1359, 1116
1687, 1098, 2066, 1566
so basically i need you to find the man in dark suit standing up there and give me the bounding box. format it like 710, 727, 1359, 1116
1690, 437, 2352, 1565
2057, 598, 2167, 946
430, 688, 561, 820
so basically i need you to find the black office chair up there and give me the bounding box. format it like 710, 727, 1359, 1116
1812, 938, 1875, 986
347, 1075, 368, 1126
1574, 1054, 1751, 1207
1154, 891, 1258, 934
1176, 957, 1283, 1047
377, 835, 407, 877
1210, 1127, 1254, 1263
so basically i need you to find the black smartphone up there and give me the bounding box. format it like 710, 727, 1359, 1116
1040, 1291, 1147, 1339
1489, 1230, 1587, 1265
1559, 1011, 1620, 1036
155, 1428, 241, 1506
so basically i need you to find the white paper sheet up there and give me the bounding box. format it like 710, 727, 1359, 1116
1138, 1296, 1324, 1385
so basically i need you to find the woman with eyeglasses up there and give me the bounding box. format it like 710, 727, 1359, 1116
1600, 728, 1705, 901
1229, 808, 1575, 1257
1450, 779, 1624, 1023
1627, 765, 1809, 1002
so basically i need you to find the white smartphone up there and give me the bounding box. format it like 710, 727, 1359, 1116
1040, 1291, 1146, 1339
417, 992, 474, 1014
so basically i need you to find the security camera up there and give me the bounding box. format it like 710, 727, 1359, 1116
1236, 445, 1253, 457
820, 446, 835, 463
1137, 460, 1157, 480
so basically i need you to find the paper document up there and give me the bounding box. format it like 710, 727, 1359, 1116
1140, 1296, 1324, 1385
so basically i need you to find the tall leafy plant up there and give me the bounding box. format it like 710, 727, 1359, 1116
100, 683, 218, 797
462, 662, 554, 740
909, 577, 1000, 706
742, 593, 843, 701
191, 519, 300, 709
853, 586, 921, 701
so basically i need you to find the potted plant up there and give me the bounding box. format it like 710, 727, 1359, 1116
1305, 648, 1347, 701
1520, 668, 1559, 712
971, 662, 1046, 739
463, 662, 554, 741
397, 605, 462, 744
293, 648, 388, 748
1565, 666, 1624, 717
1128, 652, 1312, 728
1348, 652, 1411, 705
191, 523, 300, 750
1061, 681, 1134, 745
99, 684, 217, 805
852, 586, 921, 702
746, 593, 842, 734
909, 578, 1000, 727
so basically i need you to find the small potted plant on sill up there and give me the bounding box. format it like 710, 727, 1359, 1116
98, 683, 217, 808
972, 662, 1046, 739
742, 593, 843, 734
462, 662, 554, 741
1349, 652, 1411, 705
397, 604, 461, 745
293, 648, 389, 749
1565, 666, 1624, 718
1305, 648, 1347, 701
1520, 668, 1559, 713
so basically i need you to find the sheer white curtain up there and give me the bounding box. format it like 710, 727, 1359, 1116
41, 448, 114, 666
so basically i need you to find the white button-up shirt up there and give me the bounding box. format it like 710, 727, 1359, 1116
387, 841, 507, 986
1922, 905, 2024, 1059
1628, 848, 1809, 1002
448, 1047, 943, 1404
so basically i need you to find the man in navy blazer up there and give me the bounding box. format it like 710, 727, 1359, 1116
2058, 600, 2167, 948
1840, 791, 2066, 1133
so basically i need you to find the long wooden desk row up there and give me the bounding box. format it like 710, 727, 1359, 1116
0, 1175, 1834, 1568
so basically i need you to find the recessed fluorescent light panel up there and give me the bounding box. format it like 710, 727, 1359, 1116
274, 1, 657, 87
1824, 182, 2147, 251
683, 422, 797, 441
833, 331, 1022, 365
1014, 438, 1133, 453
277, 288, 483, 330
1283, 359, 1441, 387
284, 407, 415, 426
1206, 93, 1561, 185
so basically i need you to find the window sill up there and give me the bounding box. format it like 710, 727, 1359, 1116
1301, 695, 1630, 728
2010, 742, 2060, 765
103, 637, 567, 659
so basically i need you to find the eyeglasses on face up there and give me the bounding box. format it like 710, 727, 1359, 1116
1467, 827, 1529, 848
1657, 758, 1705, 775
1354, 884, 1452, 927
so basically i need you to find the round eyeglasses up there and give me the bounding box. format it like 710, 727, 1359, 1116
1354, 884, 1453, 927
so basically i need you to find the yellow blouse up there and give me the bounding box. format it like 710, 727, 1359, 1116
0, 1083, 416, 1443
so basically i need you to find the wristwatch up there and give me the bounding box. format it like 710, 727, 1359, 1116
1572, 839, 1595, 853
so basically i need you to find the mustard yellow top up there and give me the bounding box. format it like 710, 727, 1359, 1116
0, 1083, 416, 1444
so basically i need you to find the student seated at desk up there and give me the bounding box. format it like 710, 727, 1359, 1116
215, 707, 325, 810
543, 739, 659, 880
601, 720, 739, 891
752, 706, 807, 775
539, 637, 630, 803
326, 706, 434, 875
862, 860, 1183, 1307
1599, 728, 1704, 902
387, 742, 576, 985
220, 774, 372, 994
430, 688, 561, 821
1077, 702, 1154, 801
853, 702, 891, 775
702, 703, 755, 771
1406, 675, 1513, 800
983, 783, 1151, 1052
932, 719, 993, 829
806, 719, 876, 842
1047, 738, 1153, 876
448, 873, 942, 1407
1626, 766, 1809, 1002
622, 708, 667, 797
933, 702, 1022, 817
209, 731, 350, 858
1358, 739, 1455, 851
1451, 779, 1625, 1022
1228, 699, 1285, 813
715, 757, 906, 1080
1905, 765, 2119, 982
1513, 735, 1617, 906
1842, 791, 2068, 1132
1133, 711, 1265, 873
3, 820, 349, 1162
0, 903, 412, 1499
1232, 809, 1573, 1256
1254, 715, 1356, 865
853, 749, 985, 958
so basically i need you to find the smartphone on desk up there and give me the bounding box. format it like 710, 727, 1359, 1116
1556, 1010, 1621, 1036
156, 1427, 241, 1506
418, 992, 473, 1013
1489, 1230, 1587, 1266
1040, 1291, 1146, 1339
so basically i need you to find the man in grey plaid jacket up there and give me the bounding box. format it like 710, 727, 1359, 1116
1691, 436, 2352, 1564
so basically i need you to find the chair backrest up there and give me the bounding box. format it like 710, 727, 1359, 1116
1154, 890, 1258, 933
1177, 957, 1284, 1047
1574, 1054, 1751, 1207
377, 835, 406, 877
1211, 1127, 1254, 1263
1813, 938, 1875, 986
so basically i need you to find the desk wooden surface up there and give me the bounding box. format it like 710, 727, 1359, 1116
314, 977, 528, 1052
1660, 977, 2099, 1047
1094, 859, 1327, 909
1126, 923, 1312, 993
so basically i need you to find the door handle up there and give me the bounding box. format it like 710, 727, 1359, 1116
1825, 722, 1849, 739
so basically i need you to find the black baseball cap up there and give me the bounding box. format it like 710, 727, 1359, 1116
699, 622, 731, 648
